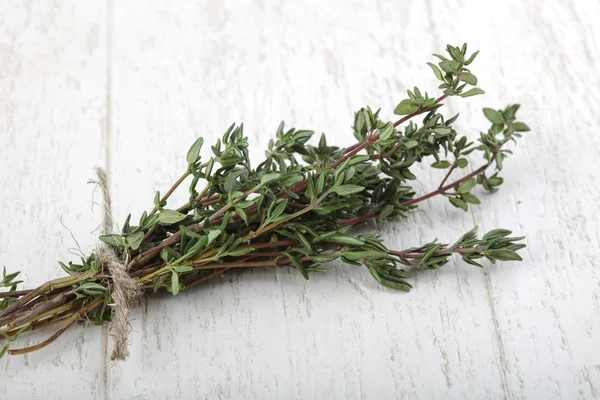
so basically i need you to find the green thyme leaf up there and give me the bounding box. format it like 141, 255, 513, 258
483, 108, 504, 124
186, 137, 204, 165
332, 185, 364, 196
461, 88, 485, 97
157, 209, 187, 225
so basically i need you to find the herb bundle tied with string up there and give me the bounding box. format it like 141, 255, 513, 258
0, 44, 529, 360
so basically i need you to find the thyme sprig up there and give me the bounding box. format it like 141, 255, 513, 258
0, 43, 529, 358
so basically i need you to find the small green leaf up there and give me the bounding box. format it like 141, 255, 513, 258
223, 173, 237, 195
287, 255, 309, 280
460, 72, 478, 85
421, 243, 443, 263
496, 152, 504, 170
236, 200, 254, 209
142, 214, 159, 229
280, 173, 304, 187
464, 50, 479, 65
3, 271, 20, 284
235, 207, 248, 225
344, 251, 386, 261
461, 88, 485, 98
171, 265, 194, 273
431, 127, 451, 135
427, 62, 444, 80
126, 231, 144, 250
332, 185, 364, 196
185, 236, 207, 259
347, 155, 370, 165
484, 249, 523, 261
269, 199, 288, 220
462, 255, 483, 268
366, 265, 383, 284
512, 122, 530, 132
460, 193, 481, 204
456, 178, 476, 194
260, 172, 281, 185
309, 255, 337, 263
455, 158, 468, 168
160, 247, 181, 263
449, 197, 468, 211
295, 231, 312, 250
439, 60, 459, 73
394, 99, 419, 116
171, 271, 181, 295
316, 174, 326, 194
157, 209, 187, 225
431, 160, 452, 169
154, 191, 161, 209
404, 140, 419, 149
186, 137, 204, 165
482, 229, 512, 240
400, 169, 417, 180
79, 282, 107, 291
491, 123, 504, 134
488, 176, 504, 186
79, 282, 107, 295
389, 269, 411, 279
207, 229, 221, 245
322, 235, 365, 246
483, 108, 504, 124
99, 234, 127, 248
378, 123, 395, 140
379, 205, 395, 219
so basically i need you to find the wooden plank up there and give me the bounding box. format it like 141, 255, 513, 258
427, 0, 600, 398
107, 1, 510, 398
3, 0, 599, 398
0, 2, 107, 399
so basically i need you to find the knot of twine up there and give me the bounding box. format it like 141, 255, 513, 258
93, 168, 141, 361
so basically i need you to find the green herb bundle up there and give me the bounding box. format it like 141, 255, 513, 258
0, 43, 529, 359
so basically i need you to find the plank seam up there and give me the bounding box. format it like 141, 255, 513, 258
100, 0, 114, 399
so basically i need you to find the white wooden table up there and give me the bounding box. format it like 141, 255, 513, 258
1, 1, 599, 399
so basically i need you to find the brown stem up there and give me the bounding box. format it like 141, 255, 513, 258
338, 210, 379, 227
148, 170, 191, 218
369, 143, 401, 160
8, 296, 103, 355
2, 312, 74, 338
439, 165, 456, 189
0, 289, 33, 299
402, 154, 495, 207
0, 287, 72, 328
0, 283, 50, 320
8, 292, 74, 328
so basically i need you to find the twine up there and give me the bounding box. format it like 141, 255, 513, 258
93, 168, 141, 361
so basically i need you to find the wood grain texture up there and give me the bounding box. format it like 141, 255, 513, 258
0, 1, 108, 399
1, 0, 599, 399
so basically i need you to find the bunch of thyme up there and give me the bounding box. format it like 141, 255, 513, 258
0, 44, 529, 359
